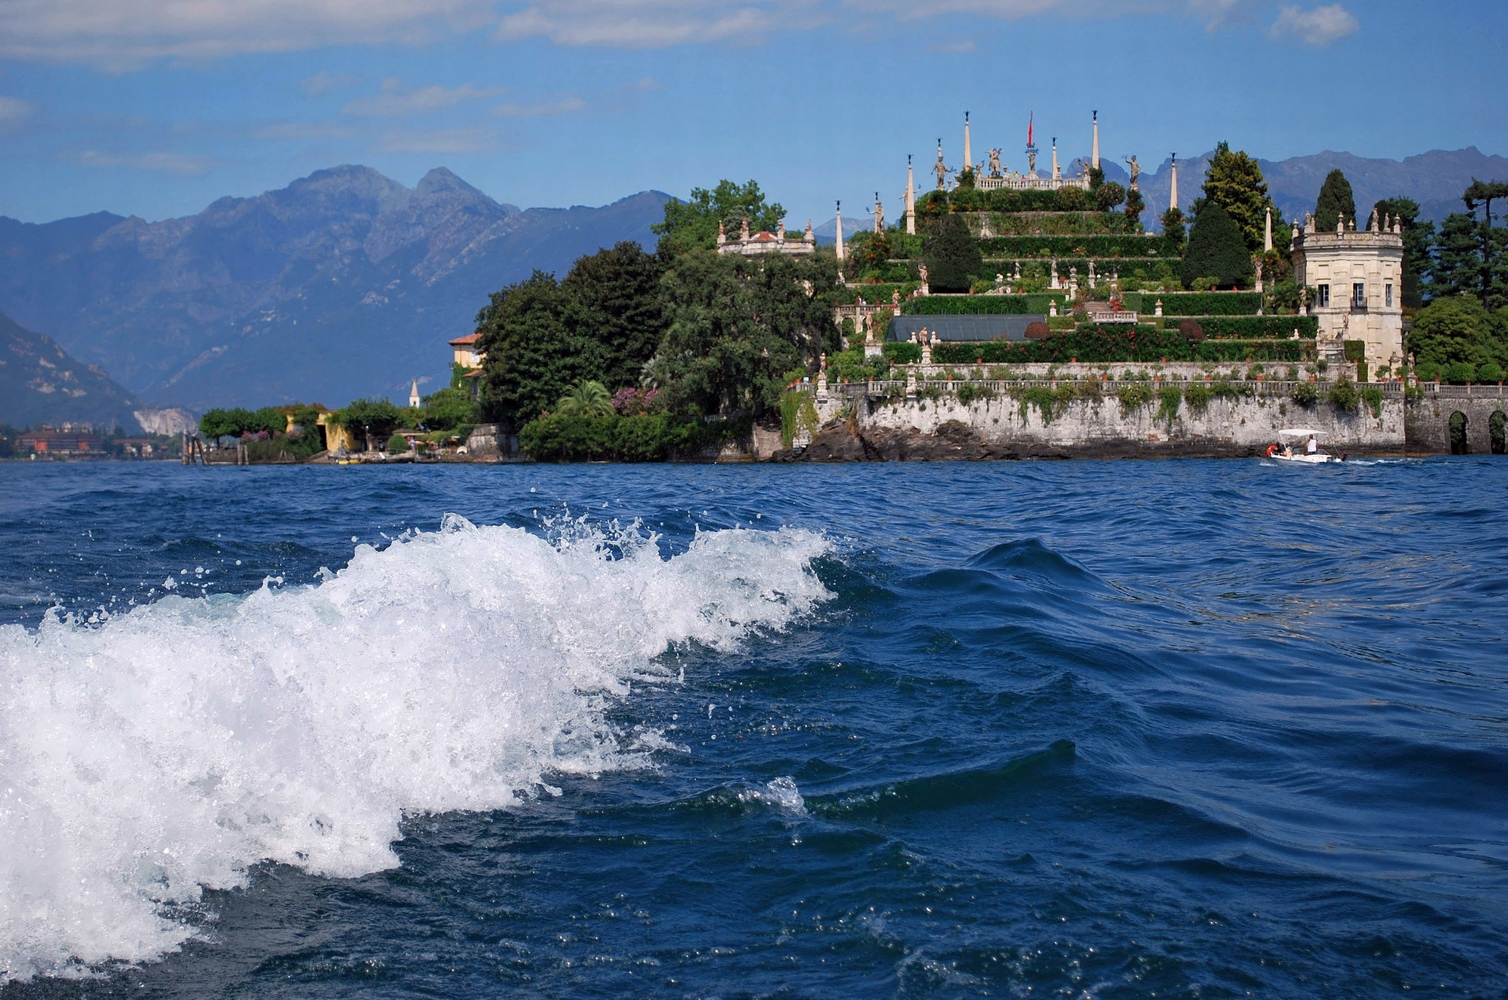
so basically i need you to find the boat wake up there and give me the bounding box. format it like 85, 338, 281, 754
0, 516, 831, 982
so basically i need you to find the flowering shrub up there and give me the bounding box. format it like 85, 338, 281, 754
611, 387, 662, 416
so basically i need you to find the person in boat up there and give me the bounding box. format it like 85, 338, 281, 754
1306, 435, 1318, 455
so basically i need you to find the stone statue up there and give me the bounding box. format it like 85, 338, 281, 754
891, 289, 901, 306
871, 193, 884, 233
1027, 148, 1037, 176
988, 148, 1002, 178
1014, 262, 1022, 280
934, 140, 949, 191
1125, 155, 1140, 191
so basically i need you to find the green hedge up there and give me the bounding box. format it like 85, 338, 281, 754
1343, 340, 1366, 362
900, 294, 1060, 315
930, 328, 1313, 365
884, 342, 922, 364
1196, 316, 1319, 339
834, 282, 918, 304
519, 413, 742, 462
1157, 292, 1263, 316
975, 235, 1181, 259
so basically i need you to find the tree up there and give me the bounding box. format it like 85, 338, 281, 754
652, 250, 838, 418
1372, 197, 1433, 309
1181, 202, 1254, 288
419, 387, 478, 432
339, 399, 401, 452
1161, 207, 1186, 254
1094, 181, 1126, 213
476, 271, 596, 428
652, 180, 785, 257
1314, 169, 1356, 232
846, 230, 893, 280
1429, 211, 1488, 303
560, 241, 664, 390
1199, 141, 1282, 253
554, 380, 615, 418
1123, 187, 1146, 233
1407, 296, 1508, 371
921, 214, 983, 293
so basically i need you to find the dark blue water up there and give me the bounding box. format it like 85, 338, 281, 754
2, 460, 1505, 998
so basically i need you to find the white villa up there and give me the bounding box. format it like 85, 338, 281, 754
1291, 210, 1406, 369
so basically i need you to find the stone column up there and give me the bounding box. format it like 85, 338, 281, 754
905, 156, 916, 236
962, 112, 972, 177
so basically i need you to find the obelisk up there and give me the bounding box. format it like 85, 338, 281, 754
963, 112, 972, 177
1091, 111, 1100, 171
1051, 137, 1060, 181
1264, 206, 1273, 252
835, 201, 844, 262
1169, 154, 1179, 213
905, 155, 916, 235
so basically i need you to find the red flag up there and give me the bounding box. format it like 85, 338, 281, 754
1027, 113, 1034, 148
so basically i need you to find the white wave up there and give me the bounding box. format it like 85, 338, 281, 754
0, 516, 831, 982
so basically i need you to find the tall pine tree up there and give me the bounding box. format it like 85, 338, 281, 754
1314, 169, 1356, 231
1199, 141, 1282, 253
1181, 202, 1254, 288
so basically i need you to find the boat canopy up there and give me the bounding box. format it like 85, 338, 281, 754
1277, 428, 1327, 437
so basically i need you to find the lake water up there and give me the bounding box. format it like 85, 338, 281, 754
1, 459, 1505, 998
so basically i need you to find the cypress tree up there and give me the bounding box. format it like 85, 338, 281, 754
1314, 169, 1356, 232
922, 214, 983, 293
1181, 202, 1254, 288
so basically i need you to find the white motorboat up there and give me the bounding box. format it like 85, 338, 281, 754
1265, 428, 1339, 464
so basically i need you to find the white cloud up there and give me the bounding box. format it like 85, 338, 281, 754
491, 96, 587, 117
74, 150, 218, 173
494, 0, 825, 46
0, 96, 37, 133
376, 125, 504, 153
300, 71, 361, 97
0, 0, 497, 67
251, 121, 363, 141
1267, 3, 1358, 45
343, 79, 506, 117
0, 0, 1359, 63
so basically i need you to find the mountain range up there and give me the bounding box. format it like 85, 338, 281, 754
0, 167, 668, 412
1, 148, 1503, 415
0, 310, 145, 430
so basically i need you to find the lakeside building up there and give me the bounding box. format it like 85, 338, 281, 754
449, 332, 486, 399
1291, 210, 1406, 370
17, 429, 105, 457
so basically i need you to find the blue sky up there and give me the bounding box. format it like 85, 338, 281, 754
0, 0, 1502, 226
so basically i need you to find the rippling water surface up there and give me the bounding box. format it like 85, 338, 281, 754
1, 459, 1505, 998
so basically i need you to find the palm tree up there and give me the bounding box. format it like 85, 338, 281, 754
554, 380, 614, 418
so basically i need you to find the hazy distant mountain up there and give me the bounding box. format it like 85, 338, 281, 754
1134, 147, 1508, 231
0, 166, 669, 410
0, 311, 143, 431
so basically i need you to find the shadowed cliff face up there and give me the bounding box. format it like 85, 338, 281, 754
0, 166, 669, 410
0, 311, 143, 431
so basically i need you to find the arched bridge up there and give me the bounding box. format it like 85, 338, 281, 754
1406, 385, 1508, 454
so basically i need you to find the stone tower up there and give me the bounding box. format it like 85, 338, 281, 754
1292, 211, 1406, 370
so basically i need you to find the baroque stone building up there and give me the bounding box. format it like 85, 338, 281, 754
1291, 210, 1406, 370
717, 217, 816, 256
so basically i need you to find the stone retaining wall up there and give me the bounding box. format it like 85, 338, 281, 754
798, 379, 1404, 459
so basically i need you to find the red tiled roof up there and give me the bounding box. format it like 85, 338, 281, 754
449, 332, 482, 346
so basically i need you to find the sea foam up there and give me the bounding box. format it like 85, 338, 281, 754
0, 517, 831, 981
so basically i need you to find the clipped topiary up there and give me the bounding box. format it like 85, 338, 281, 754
1181, 202, 1254, 289
1024, 321, 1051, 340
1179, 319, 1205, 343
